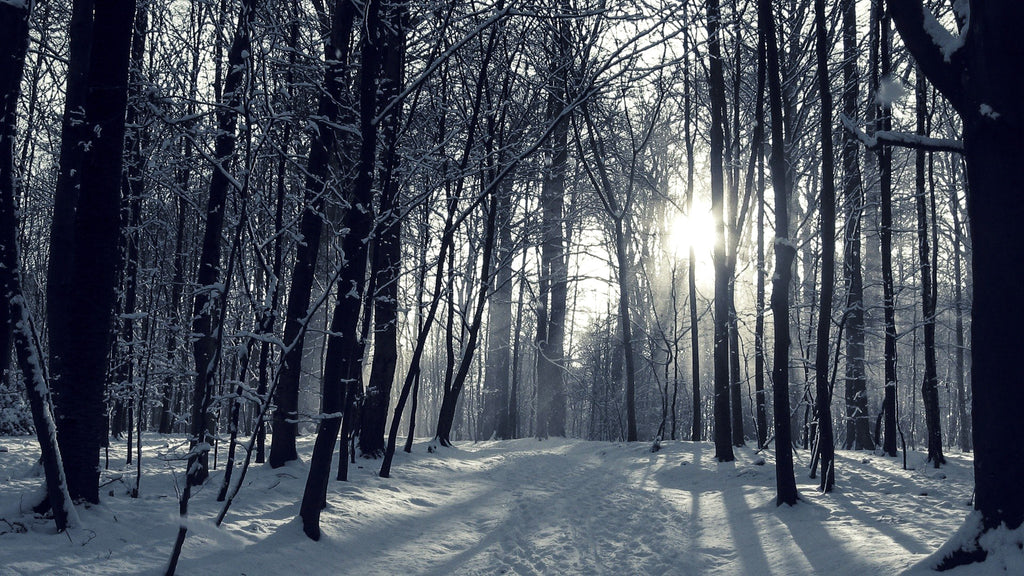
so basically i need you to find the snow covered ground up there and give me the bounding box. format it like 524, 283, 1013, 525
0, 434, 981, 575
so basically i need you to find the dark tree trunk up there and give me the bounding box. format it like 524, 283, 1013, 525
760, 0, 798, 506
0, 0, 76, 531
116, 0, 149, 470
707, 0, 734, 462
812, 0, 836, 493
840, 0, 871, 451
753, 22, 768, 450
876, 8, 899, 458
300, 0, 381, 539
186, 0, 255, 487
962, 119, 1024, 530
270, 0, 355, 468
535, 12, 570, 439
360, 3, 407, 457
47, 0, 94, 428
890, 0, 1024, 566
59, 0, 137, 504
914, 69, 944, 468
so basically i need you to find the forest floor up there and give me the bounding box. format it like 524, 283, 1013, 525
0, 433, 987, 575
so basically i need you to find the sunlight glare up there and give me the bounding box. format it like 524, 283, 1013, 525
669, 210, 716, 261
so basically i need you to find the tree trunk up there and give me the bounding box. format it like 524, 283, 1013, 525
116, 0, 149, 469
300, 0, 381, 538
752, 20, 768, 450
812, 0, 836, 493
269, 0, 355, 468
840, 0, 871, 451
914, 69, 944, 467
760, 0, 798, 506
186, 0, 255, 487
59, 0, 137, 504
47, 0, 94, 433
535, 11, 571, 439
707, 0, 734, 462
684, 20, 701, 443
0, 0, 77, 531
361, 3, 408, 457
876, 9, 899, 458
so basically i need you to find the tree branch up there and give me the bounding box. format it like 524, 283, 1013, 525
840, 114, 964, 153
888, 0, 967, 114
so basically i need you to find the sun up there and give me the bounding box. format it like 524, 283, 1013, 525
668, 209, 717, 271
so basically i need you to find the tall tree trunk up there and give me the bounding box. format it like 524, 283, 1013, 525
535, 12, 571, 439
59, 0, 137, 504
269, 0, 355, 468
300, 0, 381, 539
0, 0, 77, 531
760, 0, 798, 506
707, 0, 734, 462
186, 0, 255, 487
361, 1, 408, 457
752, 19, 768, 450
812, 0, 836, 493
840, 0, 871, 451
949, 181, 970, 452
914, 69, 944, 467
876, 8, 899, 458
481, 176, 514, 440
116, 0, 149, 468
47, 0, 94, 429
891, 2, 1024, 564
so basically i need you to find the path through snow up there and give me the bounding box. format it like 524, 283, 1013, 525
0, 435, 974, 574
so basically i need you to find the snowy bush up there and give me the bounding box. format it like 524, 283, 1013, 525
0, 371, 32, 435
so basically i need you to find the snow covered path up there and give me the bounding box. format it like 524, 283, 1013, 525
0, 436, 973, 575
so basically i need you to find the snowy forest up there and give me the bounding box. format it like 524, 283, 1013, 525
1, 0, 1023, 573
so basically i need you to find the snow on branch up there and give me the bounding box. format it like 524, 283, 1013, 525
840, 114, 963, 154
